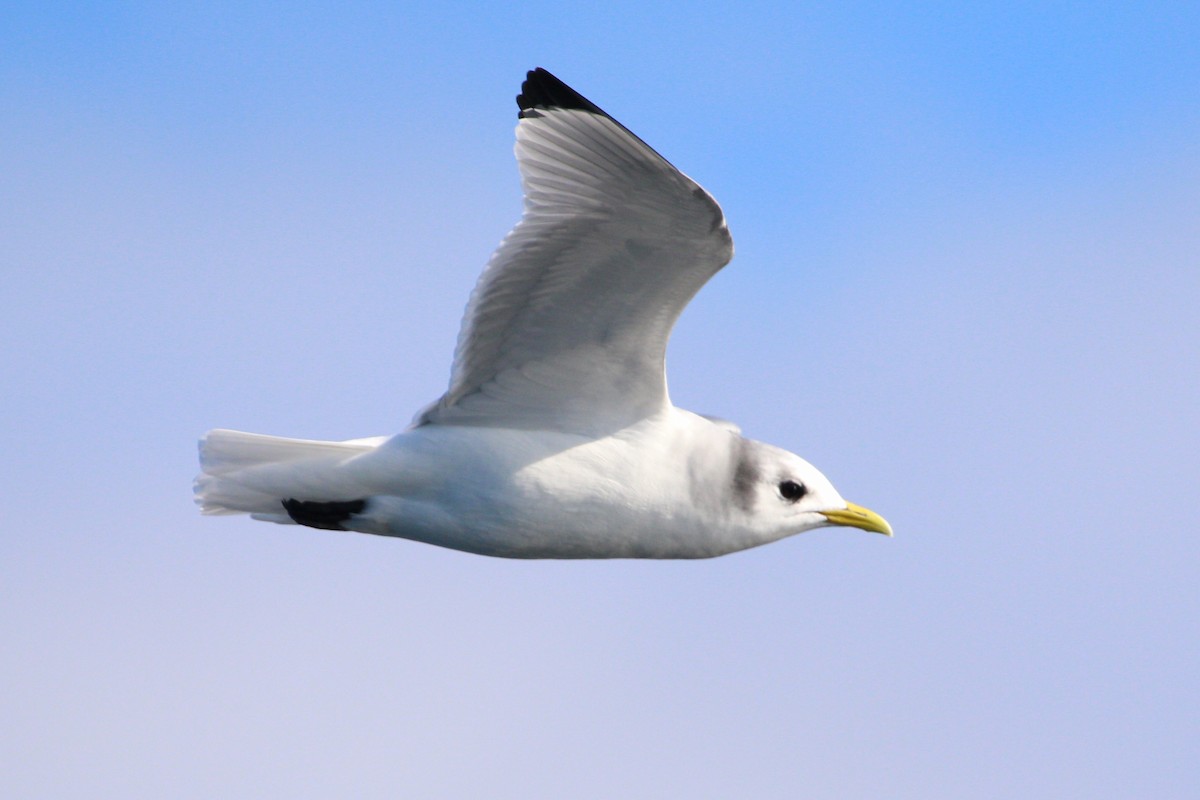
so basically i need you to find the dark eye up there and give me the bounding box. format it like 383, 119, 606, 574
778, 480, 807, 502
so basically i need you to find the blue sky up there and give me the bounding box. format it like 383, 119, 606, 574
3, 2, 1198, 797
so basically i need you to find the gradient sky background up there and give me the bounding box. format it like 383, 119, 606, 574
3, 2, 1198, 797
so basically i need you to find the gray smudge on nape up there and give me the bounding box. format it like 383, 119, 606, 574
730, 436, 760, 513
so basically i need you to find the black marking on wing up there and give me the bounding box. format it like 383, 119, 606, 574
282, 498, 367, 531
731, 438, 760, 513
517, 67, 608, 117
515, 68, 676, 169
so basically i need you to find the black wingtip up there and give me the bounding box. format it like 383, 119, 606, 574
516, 67, 608, 118
511, 67, 681, 176
282, 498, 367, 531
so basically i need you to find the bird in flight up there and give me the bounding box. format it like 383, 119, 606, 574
195, 68, 891, 558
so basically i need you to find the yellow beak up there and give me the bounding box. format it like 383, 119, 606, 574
821, 502, 893, 537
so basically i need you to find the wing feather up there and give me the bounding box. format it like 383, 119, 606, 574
417, 69, 733, 434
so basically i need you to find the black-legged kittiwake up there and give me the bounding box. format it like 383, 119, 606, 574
195, 68, 892, 558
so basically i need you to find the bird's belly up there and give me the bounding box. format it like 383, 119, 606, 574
353, 423, 746, 559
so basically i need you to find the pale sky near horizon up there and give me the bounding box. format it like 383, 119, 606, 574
3, 3, 1198, 797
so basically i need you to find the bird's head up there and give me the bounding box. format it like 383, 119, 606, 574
735, 440, 892, 542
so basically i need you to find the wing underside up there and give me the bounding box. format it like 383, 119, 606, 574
417, 68, 733, 434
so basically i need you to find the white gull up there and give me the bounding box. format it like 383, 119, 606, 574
195, 68, 891, 558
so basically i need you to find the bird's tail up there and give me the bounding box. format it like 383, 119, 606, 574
195, 428, 384, 523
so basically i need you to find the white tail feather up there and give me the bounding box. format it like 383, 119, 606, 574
195, 429, 383, 519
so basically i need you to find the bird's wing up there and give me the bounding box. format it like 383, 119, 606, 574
416, 68, 733, 434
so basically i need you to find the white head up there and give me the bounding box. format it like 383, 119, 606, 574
732, 438, 892, 545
